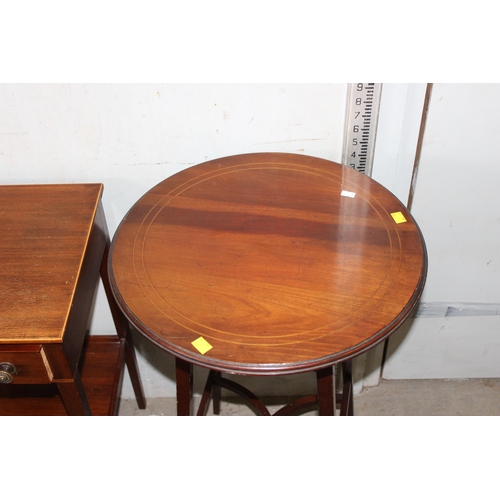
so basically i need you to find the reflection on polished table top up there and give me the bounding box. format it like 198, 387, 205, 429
109, 153, 427, 415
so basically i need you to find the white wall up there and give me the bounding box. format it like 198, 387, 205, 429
1, 83, 346, 230
0, 83, 348, 399
372, 83, 428, 204
383, 83, 500, 379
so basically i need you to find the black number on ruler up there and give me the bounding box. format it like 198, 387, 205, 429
344, 83, 381, 175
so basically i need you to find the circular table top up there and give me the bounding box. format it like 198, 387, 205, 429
109, 153, 427, 375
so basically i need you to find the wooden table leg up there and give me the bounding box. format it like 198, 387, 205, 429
316, 366, 335, 416
100, 218, 146, 410
56, 369, 93, 416
212, 372, 221, 415
340, 360, 354, 416
176, 358, 193, 416
42, 344, 93, 415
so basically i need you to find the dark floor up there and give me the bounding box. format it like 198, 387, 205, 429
118, 378, 500, 416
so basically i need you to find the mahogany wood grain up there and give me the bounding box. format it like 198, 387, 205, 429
0, 184, 102, 343
0, 184, 145, 415
110, 153, 427, 381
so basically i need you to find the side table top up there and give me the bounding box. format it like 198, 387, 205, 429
0, 183, 103, 343
110, 153, 427, 375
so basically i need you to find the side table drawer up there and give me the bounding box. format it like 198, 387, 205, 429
0, 346, 51, 384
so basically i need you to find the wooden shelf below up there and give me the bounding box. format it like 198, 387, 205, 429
0, 336, 126, 416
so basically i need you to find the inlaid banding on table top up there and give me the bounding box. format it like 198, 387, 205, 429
110, 153, 426, 369
136, 167, 398, 338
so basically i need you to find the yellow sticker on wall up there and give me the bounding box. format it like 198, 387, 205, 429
391, 211, 407, 224
192, 336, 213, 355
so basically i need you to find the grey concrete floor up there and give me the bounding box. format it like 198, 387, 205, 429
118, 378, 500, 416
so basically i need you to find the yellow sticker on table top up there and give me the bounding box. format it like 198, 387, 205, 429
391, 211, 407, 224
191, 336, 213, 355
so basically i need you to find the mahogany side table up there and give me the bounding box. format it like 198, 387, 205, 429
0, 184, 146, 415
109, 153, 427, 416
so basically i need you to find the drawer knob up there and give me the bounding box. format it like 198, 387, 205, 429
0, 362, 17, 384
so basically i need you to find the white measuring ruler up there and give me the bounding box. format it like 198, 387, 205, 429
342, 83, 383, 177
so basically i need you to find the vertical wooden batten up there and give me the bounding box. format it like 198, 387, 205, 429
407, 83, 434, 211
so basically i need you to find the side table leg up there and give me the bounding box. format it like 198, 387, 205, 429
176, 358, 193, 416
42, 344, 93, 415
100, 236, 146, 409
213, 372, 221, 415
340, 360, 354, 416
316, 366, 335, 416
57, 369, 93, 416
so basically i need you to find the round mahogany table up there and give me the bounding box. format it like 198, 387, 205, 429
109, 153, 427, 416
